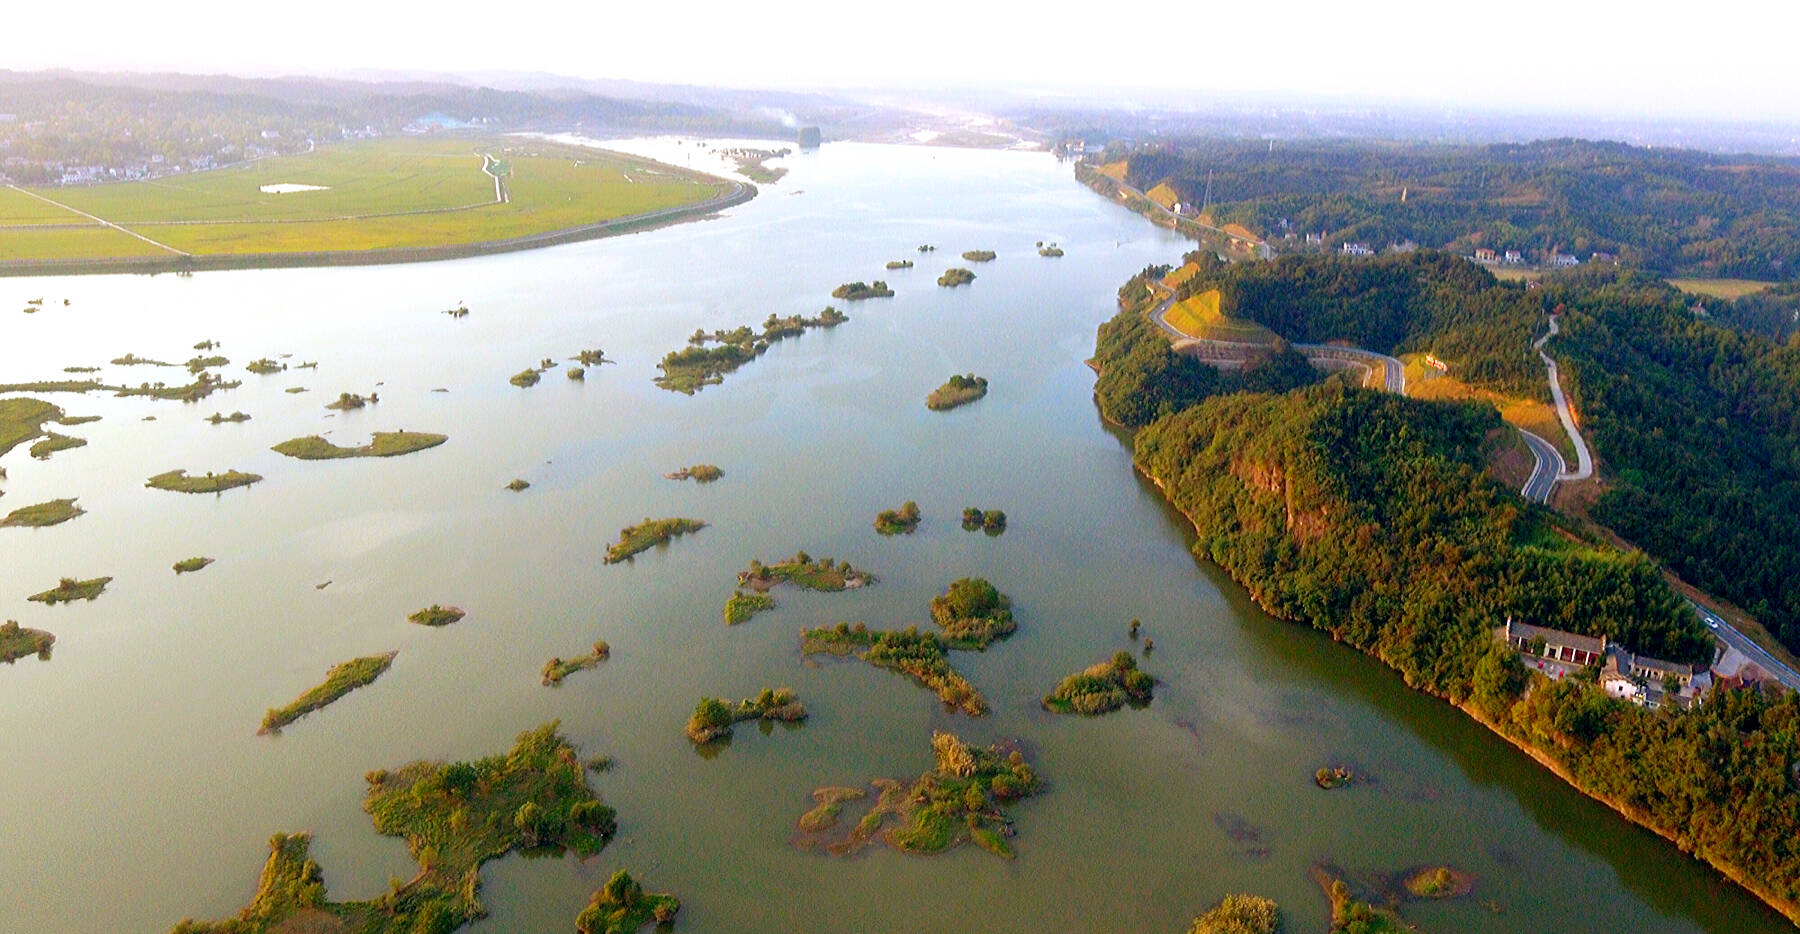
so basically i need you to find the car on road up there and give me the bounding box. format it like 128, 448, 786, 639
1705, 618, 1719, 629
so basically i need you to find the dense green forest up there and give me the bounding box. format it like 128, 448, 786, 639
1114, 138, 1800, 279
1545, 267, 1800, 654
1170, 250, 1546, 398
1718, 282, 1800, 341
1131, 383, 1800, 913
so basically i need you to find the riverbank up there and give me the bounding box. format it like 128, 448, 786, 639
1138, 465, 1800, 927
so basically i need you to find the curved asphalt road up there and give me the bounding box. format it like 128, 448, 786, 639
1536, 316, 1594, 481
1690, 600, 1800, 692
1518, 428, 1566, 503
1149, 283, 1406, 395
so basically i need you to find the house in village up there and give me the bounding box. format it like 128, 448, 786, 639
1340, 242, 1374, 257
1502, 618, 1605, 666
1473, 248, 1498, 264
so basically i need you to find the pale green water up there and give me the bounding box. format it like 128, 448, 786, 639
0, 140, 1787, 934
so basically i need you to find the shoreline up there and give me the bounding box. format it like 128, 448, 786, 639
1134, 464, 1800, 926
0, 151, 755, 279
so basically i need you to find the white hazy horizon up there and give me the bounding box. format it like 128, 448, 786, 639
7, 0, 1799, 124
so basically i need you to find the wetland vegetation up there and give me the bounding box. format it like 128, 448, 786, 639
145, 469, 262, 493
885, 259, 913, 269
831, 280, 893, 300
790, 732, 1041, 859
574, 870, 680, 934
1315, 766, 1357, 790
172, 557, 215, 574
665, 464, 723, 483
961, 250, 997, 262
271, 430, 448, 459
801, 623, 986, 715
506, 478, 531, 491
204, 411, 250, 424
928, 577, 1016, 650
724, 590, 776, 625
542, 640, 610, 686
0, 398, 63, 458
604, 517, 706, 564
407, 605, 465, 627
175, 722, 617, 933
873, 500, 921, 535
258, 652, 397, 735
1038, 243, 1064, 257
685, 688, 808, 743
29, 432, 86, 459
926, 374, 987, 410
1041, 651, 1154, 715
0, 620, 55, 663
1, 497, 85, 528
244, 359, 284, 375
738, 551, 874, 592
960, 507, 1006, 533
1189, 895, 1282, 934
27, 576, 111, 604
325, 391, 376, 410
655, 308, 848, 393
937, 267, 975, 287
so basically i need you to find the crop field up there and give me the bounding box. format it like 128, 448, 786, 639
1667, 277, 1775, 300
0, 137, 732, 263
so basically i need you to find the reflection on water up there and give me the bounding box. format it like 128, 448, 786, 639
0, 140, 1783, 934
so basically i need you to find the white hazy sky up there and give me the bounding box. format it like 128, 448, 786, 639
8, 0, 1799, 122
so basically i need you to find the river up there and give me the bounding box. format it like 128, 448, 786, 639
0, 139, 1784, 933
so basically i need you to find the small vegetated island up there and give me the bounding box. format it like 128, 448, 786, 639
29, 431, 86, 459
510, 357, 560, 387
960, 507, 1006, 533
1038, 242, 1064, 257
324, 391, 376, 410
800, 577, 1016, 715
927, 373, 988, 410
873, 500, 921, 535
792, 731, 1041, 859
1042, 651, 1154, 715
885, 259, 914, 270
1, 619, 55, 663
205, 411, 250, 424
1, 497, 85, 528
173, 556, 215, 574
271, 430, 448, 459
244, 358, 284, 375
831, 280, 894, 300
655, 308, 848, 393
1188, 894, 1282, 934
937, 267, 976, 287
407, 604, 465, 627
665, 463, 724, 483
542, 640, 609, 686
575, 870, 680, 934
145, 469, 262, 493
173, 722, 619, 934
0, 398, 67, 458
27, 576, 111, 604
258, 652, 397, 735
604, 517, 706, 564
961, 250, 997, 262
685, 688, 808, 743
1315, 766, 1358, 789
728, 550, 875, 624
0, 373, 244, 403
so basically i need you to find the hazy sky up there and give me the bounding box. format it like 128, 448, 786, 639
9, 0, 1799, 122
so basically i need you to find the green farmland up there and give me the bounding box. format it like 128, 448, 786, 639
0, 137, 742, 266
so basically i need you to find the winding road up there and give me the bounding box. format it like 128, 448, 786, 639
1536, 315, 1594, 482
1148, 282, 1406, 394
1518, 429, 1565, 503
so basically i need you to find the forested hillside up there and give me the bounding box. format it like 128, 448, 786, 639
1169, 250, 1546, 397
1548, 268, 1800, 654
1115, 138, 1800, 279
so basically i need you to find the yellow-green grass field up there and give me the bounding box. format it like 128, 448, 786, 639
1403, 353, 1573, 462
1162, 287, 1279, 343
1667, 277, 1776, 300
0, 186, 90, 225
0, 137, 732, 262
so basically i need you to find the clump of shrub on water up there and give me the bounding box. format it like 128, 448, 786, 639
173, 556, 214, 574
27, 576, 111, 604
543, 640, 610, 686
831, 280, 894, 301
960, 507, 1006, 534
0, 497, 84, 528
937, 267, 976, 287
1042, 651, 1154, 715
791, 732, 1041, 860
604, 517, 707, 564
874, 500, 921, 535
685, 688, 808, 744
145, 469, 262, 494
665, 464, 724, 483
407, 605, 465, 627
927, 374, 987, 410
174, 722, 618, 934
655, 308, 848, 394
0, 620, 55, 663
574, 870, 680, 934
259, 652, 397, 734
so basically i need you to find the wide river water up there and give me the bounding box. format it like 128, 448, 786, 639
0, 139, 1786, 933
